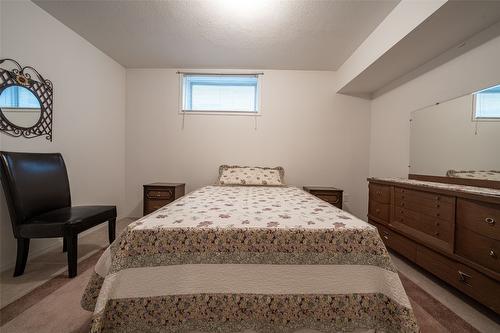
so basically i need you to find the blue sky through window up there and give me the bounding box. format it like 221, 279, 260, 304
474, 84, 500, 119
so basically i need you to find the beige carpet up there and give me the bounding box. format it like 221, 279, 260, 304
0, 251, 482, 333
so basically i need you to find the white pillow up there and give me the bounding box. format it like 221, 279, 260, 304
216, 165, 285, 186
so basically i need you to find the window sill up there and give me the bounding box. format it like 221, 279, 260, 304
179, 111, 261, 116
473, 117, 500, 122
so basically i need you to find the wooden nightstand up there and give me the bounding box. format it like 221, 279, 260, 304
303, 186, 343, 209
143, 183, 185, 215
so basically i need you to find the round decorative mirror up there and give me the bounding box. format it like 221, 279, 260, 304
0, 85, 42, 128
0, 59, 53, 141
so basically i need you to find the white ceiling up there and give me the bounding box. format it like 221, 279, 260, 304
33, 0, 399, 70
337, 0, 500, 98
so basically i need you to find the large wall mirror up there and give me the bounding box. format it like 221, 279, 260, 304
409, 83, 500, 187
0, 59, 53, 141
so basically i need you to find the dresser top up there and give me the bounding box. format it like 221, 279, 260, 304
369, 177, 500, 198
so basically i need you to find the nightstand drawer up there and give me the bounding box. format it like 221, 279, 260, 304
144, 200, 169, 214
313, 192, 341, 205
143, 183, 185, 215
146, 189, 173, 200
303, 186, 343, 209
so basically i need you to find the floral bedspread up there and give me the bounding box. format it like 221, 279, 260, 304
82, 186, 418, 333
446, 169, 500, 181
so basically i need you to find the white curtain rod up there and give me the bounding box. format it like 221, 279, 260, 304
176, 71, 264, 76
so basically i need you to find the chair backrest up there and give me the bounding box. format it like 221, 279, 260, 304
0, 152, 71, 232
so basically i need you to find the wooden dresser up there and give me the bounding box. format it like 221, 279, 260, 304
303, 186, 343, 209
368, 177, 500, 314
143, 183, 185, 215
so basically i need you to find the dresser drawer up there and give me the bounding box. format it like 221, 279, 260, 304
394, 207, 453, 243
369, 183, 391, 204
395, 187, 454, 204
375, 222, 417, 262
457, 198, 500, 240
395, 194, 454, 221
456, 226, 499, 273
368, 200, 390, 223
416, 245, 500, 314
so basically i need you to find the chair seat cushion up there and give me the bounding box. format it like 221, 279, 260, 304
19, 206, 117, 238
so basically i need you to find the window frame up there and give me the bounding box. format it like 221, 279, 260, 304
178, 72, 262, 116
472, 85, 500, 122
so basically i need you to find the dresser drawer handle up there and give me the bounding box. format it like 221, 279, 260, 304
484, 217, 496, 225
490, 249, 497, 258
375, 208, 380, 213
458, 271, 472, 286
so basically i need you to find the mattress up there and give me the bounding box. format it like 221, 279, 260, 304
81, 185, 418, 333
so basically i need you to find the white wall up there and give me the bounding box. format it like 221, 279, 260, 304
369, 35, 500, 178
126, 69, 371, 219
410, 93, 500, 176
0, 1, 126, 271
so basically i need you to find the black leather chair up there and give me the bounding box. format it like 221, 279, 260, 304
0, 151, 116, 278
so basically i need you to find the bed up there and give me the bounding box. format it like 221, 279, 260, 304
81, 170, 417, 332
446, 169, 500, 181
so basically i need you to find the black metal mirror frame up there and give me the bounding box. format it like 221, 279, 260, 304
0, 59, 53, 141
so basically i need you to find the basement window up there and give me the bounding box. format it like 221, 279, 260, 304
180, 74, 261, 114
473, 84, 500, 120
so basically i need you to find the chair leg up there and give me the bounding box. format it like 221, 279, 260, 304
62, 237, 67, 252
108, 218, 116, 244
14, 238, 30, 277
67, 234, 78, 278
